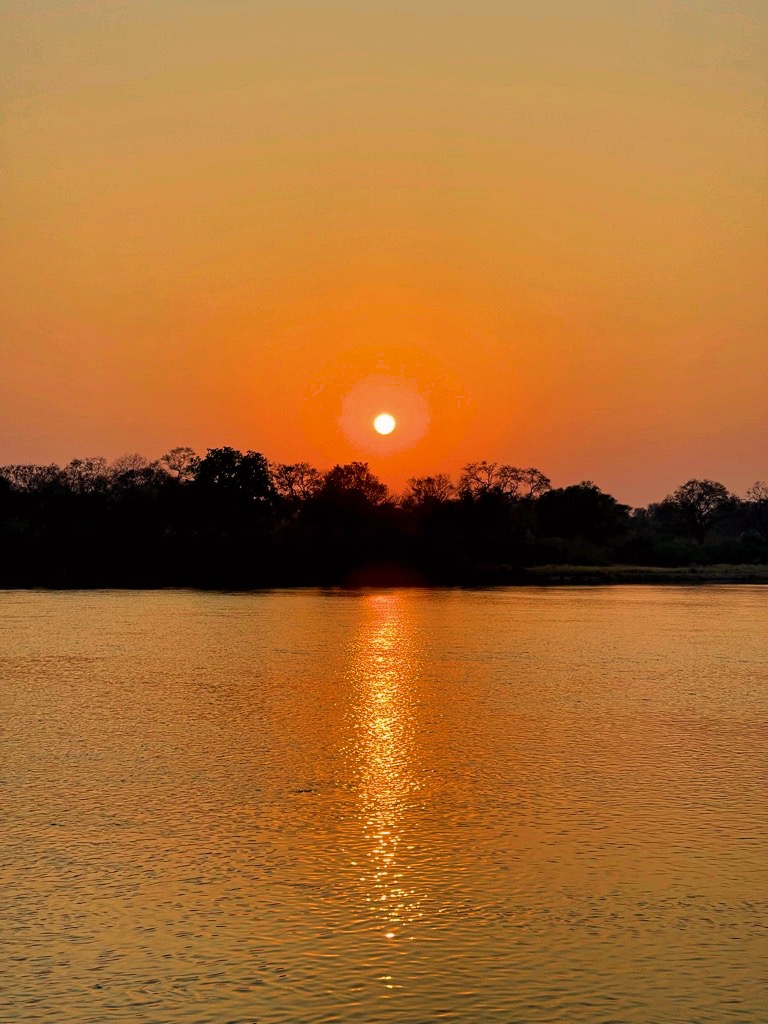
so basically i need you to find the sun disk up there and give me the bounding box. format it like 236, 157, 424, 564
373, 412, 396, 435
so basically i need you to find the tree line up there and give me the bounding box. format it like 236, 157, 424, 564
0, 446, 766, 586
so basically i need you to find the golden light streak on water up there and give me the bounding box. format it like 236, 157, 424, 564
347, 595, 424, 951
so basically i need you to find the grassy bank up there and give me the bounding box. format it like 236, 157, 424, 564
520, 564, 768, 585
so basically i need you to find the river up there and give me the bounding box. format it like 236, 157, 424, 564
1, 587, 766, 1023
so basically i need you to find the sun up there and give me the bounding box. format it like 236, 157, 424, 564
373, 412, 396, 435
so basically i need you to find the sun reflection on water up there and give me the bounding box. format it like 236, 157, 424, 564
347, 593, 425, 949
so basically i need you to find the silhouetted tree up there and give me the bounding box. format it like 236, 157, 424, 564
272, 462, 323, 503
746, 481, 768, 540
109, 455, 168, 496
536, 481, 630, 541
0, 464, 62, 493
64, 457, 109, 495
321, 462, 390, 506
402, 474, 455, 507
197, 447, 274, 503
110, 453, 150, 476
459, 461, 500, 497
238, 451, 276, 503
160, 446, 200, 482
459, 462, 550, 501
507, 468, 548, 499
659, 479, 735, 544
196, 447, 241, 491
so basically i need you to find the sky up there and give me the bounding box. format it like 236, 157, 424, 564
1, 0, 766, 506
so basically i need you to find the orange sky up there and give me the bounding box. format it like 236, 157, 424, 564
1, 1, 766, 505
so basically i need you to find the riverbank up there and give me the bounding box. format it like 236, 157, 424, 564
2, 563, 768, 589
518, 563, 768, 585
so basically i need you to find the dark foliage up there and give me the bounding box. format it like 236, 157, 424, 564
536, 481, 630, 542
0, 453, 764, 586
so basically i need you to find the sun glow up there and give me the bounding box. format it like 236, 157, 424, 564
373, 413, 396, 435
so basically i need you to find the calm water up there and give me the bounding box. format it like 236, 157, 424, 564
1, 587, 766, 1024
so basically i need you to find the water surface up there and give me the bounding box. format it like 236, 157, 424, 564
1, 587, 766, 1023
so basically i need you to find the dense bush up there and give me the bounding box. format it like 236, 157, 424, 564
0, 451, 765, 586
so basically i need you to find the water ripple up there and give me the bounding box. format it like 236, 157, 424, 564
1, 586, 766, 1022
